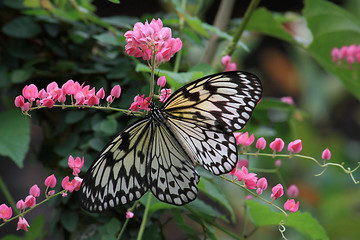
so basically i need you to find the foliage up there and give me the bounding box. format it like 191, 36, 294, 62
0, 0, 359, 239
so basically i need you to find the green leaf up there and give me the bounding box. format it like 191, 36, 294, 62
54, 133, 79, 156
3, 0, 26, 9
107, 0, 120, 3
0, 109, 30, 168
2, 236, 22, 240
303, 0, 360, 100
65, 111, 86, 124
60, 210, 79, 232
246, 201, 329, 240
100, 118, 118, 135
11, 69, 33, 83
24, 215, 45, 240
246, 7, 295, 44
94, 32, 121, 46
2, 16, 41, 38
105, 218, 121, 235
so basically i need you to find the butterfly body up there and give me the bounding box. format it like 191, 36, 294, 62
80, 71, 262, 212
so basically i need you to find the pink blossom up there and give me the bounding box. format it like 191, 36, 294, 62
68, 156, 84, 176
237, 159, 249, 168
237, 166, 258, 189
229, 167, 239, 177
61, 176, 75, 193
284, 199, 299, 213
157, 76, 166, 87
86, 94, 100, 107
269, 138, 284, 152
288, 139, 302, 154
280, 96, 294, 105
159, 88, 171, 103
126, 211, 134, 219
221, 55, 237, 71
22, 102, 31, 112
38, 89, 48, 100
106, 95, 113, 104
111, 85, 121, 98
286, 184, 299, 198
271, 184, 284, 200
245, 195, 252, 200
256, 177, 268, 195
17, 217, 30, 231
15, 95, 25, 108
46, 82, 61, 101
16, 200, 25, 210
224, 62, 237, 71
48, 190, 55, 196
275, 159, 282, 167
74, 91, 85, 106
321, 148, 331, 161
62, 80, 81, 95
237, 132, 255, 147
256, 137, 266, 150
22, 84, 39, 102
29, 184, 40, 197
73, 177, 83, 191
44, 174, 57, 188
331, 44, 360, 68
96, 88, 105, 99
124, 18, 182, 64
0, 204, 12, 220
24, 195, 36, 208
40, 97, 55, 108
221, 55, 232, 66
129, 101, 139, 112
139, 96, 150, 111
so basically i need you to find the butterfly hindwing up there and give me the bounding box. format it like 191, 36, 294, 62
80, 118, 152, 212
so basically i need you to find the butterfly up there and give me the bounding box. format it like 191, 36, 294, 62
79, 71, 262, 212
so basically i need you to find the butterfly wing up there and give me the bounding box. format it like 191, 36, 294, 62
148, 121, 200, 205
162, 71, 262, 175
80, 118, 152, 212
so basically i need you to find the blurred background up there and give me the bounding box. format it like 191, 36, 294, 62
0, 0, 359, 239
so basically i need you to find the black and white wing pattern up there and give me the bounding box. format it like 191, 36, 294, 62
80, 71, 262, 212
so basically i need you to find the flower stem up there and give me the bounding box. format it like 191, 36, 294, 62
224, 0, 261, 56
0, 176, 18, 214
137, 193, 152, 240
149, 51, 157, 100
117, 200, 139, 240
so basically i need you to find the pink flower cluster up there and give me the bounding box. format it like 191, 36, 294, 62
15, 80, 121, 113
0, 155, 84, 231
221, 55, 237, 71
124, 18, 182, 64
331, 44, 360, 68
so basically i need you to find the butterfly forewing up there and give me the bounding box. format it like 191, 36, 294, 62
80, 118, 152, 212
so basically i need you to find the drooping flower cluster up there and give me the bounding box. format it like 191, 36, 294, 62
0, 155, 84, 231
331, 44, 360, 69
221, 55, 237, 71
124, 18, 182, 65
15, 80, 121, 113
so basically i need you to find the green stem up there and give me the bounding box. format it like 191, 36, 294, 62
225, 0, 261, 56
0, 190, 66, 228
117, 200, 139, 240
240, 204, 247, 238
149, 51, 157, 100
136, 194, 152, 240
0, 176, 18, 214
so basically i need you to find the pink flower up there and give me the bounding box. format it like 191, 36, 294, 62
46, 82, 62, 101
271, 184, 284, 200
45, 174, 57, 188
235, 132, 254, 146
62, 80, 81, 95
68, 156, 84, 176
61, 176, 75, 193
40, 97, 55, 108
16, 200, 26, 210
256, 177, 268, 195
17, 217, 30, 231
288, 139, 302, 154
245, 195, 252, 200
24, 195, 36, 208
237, 159, 249, 168
280, 96, 294, 105
96, 88, 105, 99
106, 95, 113, 104
159, 88, 171, 103
237, 166, 258, 189
73, 177, 83, 191
256, 137, 266, 150
321, 148, 331, 161
126, 211, 134, 219
139, 96, 150, 111
29, 184, 40, 197
331, 44, 360, 68
38, 89, 48, 100
0, 204, 12, 220
124, 18, 182, 64
111, 85, 121, 98
129, 101, 139, 112
286, 184, 299, 198
221, 55, 237, 71
22, 84, 39, 102
275, 159, 282, 167
86, 94, 99, 107
15, 95, 25, 108
269, 138, 284, 152
48, 190, 55, 196
74, 91, 85, 107
284, 199, 299, 213
157, 76, 166, 87
22, 102, 31, 112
